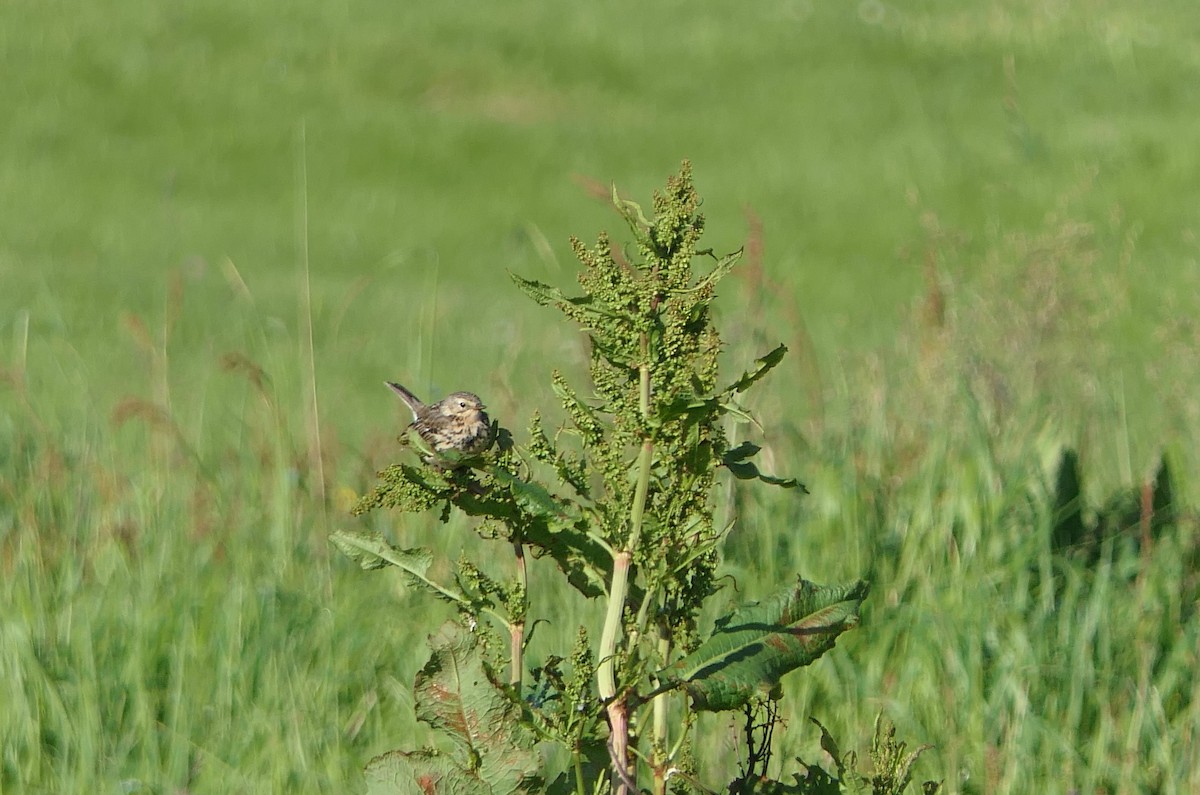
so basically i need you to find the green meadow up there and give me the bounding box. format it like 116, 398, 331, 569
2, 1, 1198, 792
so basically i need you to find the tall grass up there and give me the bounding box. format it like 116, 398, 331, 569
4, 191, 1197, 793
4, 1, 1200, 792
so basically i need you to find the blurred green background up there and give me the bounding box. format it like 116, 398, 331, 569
3, 1, 1198, 792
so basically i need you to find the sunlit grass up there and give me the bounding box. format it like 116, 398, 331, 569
4, 0, 1200, 792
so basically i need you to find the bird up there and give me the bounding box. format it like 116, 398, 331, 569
385, 382, 494, 462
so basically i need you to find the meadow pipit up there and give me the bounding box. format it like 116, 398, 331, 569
385, 382, 494, 462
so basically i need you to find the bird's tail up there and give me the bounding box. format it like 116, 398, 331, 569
385, 381, 423, 419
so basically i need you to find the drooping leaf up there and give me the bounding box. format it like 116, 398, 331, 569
724, 344, 788, 395
516, 518, 611, 599
411, 622, 543, 794
718, 399, 762, 428
479, 466, 607, 596
721, 441, 807, 491
659, 578, 869, 711
724, 441, 762, 462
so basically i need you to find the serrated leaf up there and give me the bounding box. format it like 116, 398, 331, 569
660, 578, 869, 711
412, 623, 542, 794
330, 530, 468, 607
330, 529, 433, 574
869, 714, 935, 795
724, 344, 788, 394
508, 272, 568, 307
508, 272, 617, 330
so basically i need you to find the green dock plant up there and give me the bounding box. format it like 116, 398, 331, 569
334, 163, 921, 793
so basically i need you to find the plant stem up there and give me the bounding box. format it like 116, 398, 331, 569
573, 747, 586, 795
597, 549, 630, 694
652, 628, 671, 792
599, 350, 657, 793
510, 539, 527, 689
627, 438, 654, 551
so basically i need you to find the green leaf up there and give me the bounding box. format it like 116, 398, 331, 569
724, 344, 788, 394
491, 467, 576, 522
472, 466, 609, 598
868, 713, 936, 795
724, 459, 760, 480
517, 518, 611, 599
412, 622, 543, 794
718, 399, 762, 427
813, 718, 849, 779
659, 578, 869, 711
364, 748, 490, 795
330, 530, 469, 607
611, 184, 653, 233
550, 374, 607, 442
508, 272, 618, 330
720, 442, 807, 491
724, 441, 762, 462
686, 247, 742, 294
330, 529, 432, 574
508, 272, 568, 307
658, 394, 718, 424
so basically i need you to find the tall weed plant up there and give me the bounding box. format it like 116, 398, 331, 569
337, 164, 937, 794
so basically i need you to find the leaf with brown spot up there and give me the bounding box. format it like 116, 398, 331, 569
412, 623, 542, 794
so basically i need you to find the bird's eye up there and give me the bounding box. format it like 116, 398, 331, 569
458, 400, 468, 409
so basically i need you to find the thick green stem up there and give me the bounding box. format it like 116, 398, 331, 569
597, 412, 654, 701
573, 749, 586, 795
653, 631, 670, 745
651, 629, 671, 795
600, 354, 655, 794
597, 551, 631, 702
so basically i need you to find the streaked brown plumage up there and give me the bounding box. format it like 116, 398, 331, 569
385, 382, 493, 461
